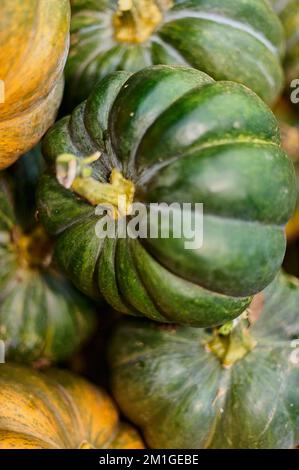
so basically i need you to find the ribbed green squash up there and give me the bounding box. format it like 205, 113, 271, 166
0, 149, 95, 364
271, 0, 299, 87
65, 0, 285, 107
109, 272, 299, 449
37, 66, 296, 327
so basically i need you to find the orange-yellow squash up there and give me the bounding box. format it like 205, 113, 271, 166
0, 364, 144, 449
0, 0, 70, 169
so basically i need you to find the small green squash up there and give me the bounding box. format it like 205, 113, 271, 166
109, 272, 299, 449
0, 149, 95, 364
37, 66, 296, 327
271, 0, 299, 88
65, 0, 285, 107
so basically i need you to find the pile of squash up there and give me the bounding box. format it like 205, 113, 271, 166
0, 0, 299, 449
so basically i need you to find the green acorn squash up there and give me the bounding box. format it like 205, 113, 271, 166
0, 364, 144, 449
271, 0, 299, 88
37, 66, 296, 327
0, 149, 95, 364
65, 0, 285, 107
109, 272, 299, 449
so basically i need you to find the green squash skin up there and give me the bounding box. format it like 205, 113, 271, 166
65, 0, 284, 108
37, 66, 296, 327
108, 272, 299, 449
9, 145, 45, 231
0, 152, 96, 364
271, 0, 299, 87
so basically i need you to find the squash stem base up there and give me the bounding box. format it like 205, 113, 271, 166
13, 225, 53, 270
113, 0, 172, 44
56, 153, 135, 218
207, 314, 257, 368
